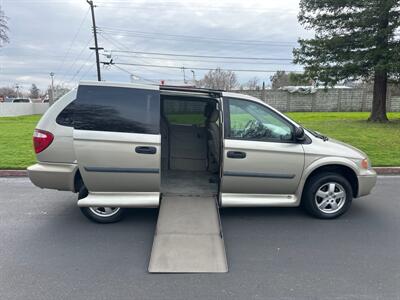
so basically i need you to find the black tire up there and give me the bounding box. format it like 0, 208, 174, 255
78, 186, 124, 223
302, 172, 353, 219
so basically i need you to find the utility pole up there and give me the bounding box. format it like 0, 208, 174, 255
15, 84, 20, 98
182, 67, 187, 84
261, 81, 266, 102
50, 72, 55, 106
87, 0, 103, 81
191, 70, 196, 86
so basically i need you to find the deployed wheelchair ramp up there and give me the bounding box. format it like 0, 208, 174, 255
148, 195, 228, 273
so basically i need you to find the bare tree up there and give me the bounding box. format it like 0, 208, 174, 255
0, 6, 9, 47
0, 87, 17, 98
46, 84, 70, 101
270, 71, 290, 89
199, 68, 238, 91
245, 77, 261, 90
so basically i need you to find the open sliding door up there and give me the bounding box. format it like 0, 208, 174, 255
73, 82, 161, 207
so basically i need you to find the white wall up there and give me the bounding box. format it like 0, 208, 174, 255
0, 103, 49, 117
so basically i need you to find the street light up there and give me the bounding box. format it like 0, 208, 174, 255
191, 70, 196, 86
50, 72, 55, 106
15, 83, 20, 98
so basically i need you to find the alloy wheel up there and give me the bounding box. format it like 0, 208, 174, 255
88, 207, 121, 218
314, 182, 347, 214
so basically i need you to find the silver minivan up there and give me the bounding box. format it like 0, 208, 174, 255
28, 81, 377, 223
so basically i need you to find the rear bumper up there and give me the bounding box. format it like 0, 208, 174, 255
357, 169, 377, 197
27, 162, 78, 192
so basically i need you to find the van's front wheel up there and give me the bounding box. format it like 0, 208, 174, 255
78, 186, 124, 223
302, 172, 353, 219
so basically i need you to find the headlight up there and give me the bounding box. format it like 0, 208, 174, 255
360, 158, 370, 169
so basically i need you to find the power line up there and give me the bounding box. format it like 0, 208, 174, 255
95, 2, 297, 13
99, 30, 294, 47
66, 52, 95, 85
103, 53, 295, 65
58, 37, 93, 84
102, 61, 302, 73
107, 50, 293, 61
98, 26, 296, 46
110, 64, 157, 83
99, 33, 181, 77
99, 32, 130, 51
78, 62, 96, 81
55, 8, 90, 75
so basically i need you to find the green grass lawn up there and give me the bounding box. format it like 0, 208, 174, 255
287, 112, 400, 167
0, 115, 41, 169
0, 112, 399, 169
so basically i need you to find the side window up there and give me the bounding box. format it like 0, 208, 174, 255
56, 101, 76, 127
73, 85, 160, 134
163, 98, 207, 126
225, 98, 293, 142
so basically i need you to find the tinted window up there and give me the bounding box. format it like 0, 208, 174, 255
72, 85, 159, 134
13, 98, 30, 103
224, 98, 293, 142
56, 101, 76, 127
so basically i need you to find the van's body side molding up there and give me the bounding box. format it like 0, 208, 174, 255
84, 167, 160, 174
223, 171, 295, 179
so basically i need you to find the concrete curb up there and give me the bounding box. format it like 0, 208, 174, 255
1, 167, 400, 177
0, 170, 28, 177
373, 167, 400, 175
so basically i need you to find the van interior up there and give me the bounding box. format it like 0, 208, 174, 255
160, 94, 221, 196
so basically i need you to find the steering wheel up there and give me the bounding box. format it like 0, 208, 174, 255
242, 119, 261, 138
244, 119, 257, 132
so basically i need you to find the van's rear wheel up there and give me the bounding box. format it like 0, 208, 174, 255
78, 186, 124, 223
302, 172, 353, 219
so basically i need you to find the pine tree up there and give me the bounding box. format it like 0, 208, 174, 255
30, 84, 40, 99
293, 0, 400, 122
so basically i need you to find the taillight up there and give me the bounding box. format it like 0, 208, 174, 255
33, 129, 54, 154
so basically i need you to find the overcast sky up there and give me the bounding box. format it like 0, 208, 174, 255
0, 0, 312, 92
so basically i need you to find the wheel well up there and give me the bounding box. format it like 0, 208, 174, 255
73, 170, 84, 193
304, 165, 358, 198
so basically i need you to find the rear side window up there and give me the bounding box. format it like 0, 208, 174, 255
57, 85, 160, 134
56, 101, 76, 127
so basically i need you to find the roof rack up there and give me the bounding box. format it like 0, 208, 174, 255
159, 85, 223, 96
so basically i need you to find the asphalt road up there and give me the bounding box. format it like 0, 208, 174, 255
0, 177, 399, 300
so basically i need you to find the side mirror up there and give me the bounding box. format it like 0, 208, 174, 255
294, 127, 305, 141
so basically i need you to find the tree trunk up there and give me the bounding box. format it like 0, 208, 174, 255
368, 70, 389, 122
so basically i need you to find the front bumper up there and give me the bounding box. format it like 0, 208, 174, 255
357, 169, 377, 197
27, 162, 78, 192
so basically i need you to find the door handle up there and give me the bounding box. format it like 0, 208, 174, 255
227, 151, 246, 159
135, 146, 157, 155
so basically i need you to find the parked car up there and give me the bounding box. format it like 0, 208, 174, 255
27, 81, 377, 223
11, 98, 32, 103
